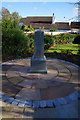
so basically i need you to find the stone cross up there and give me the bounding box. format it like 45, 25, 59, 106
30, 30, 47, 73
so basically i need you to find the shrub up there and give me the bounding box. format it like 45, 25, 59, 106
21, 24, 34, 32
2, 29, 31, 58
21, 25, 29, 31
25, 34, 54, 50
50, 29, 57, 32
44, 35, 54, 49
77, 49, 80, 55
73, 35, 80, 44
52, 33, 77, 45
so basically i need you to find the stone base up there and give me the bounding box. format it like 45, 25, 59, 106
29, 55, 47, 74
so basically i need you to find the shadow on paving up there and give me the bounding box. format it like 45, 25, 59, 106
2, 100, 80, 118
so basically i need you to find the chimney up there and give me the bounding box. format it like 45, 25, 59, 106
52, 13, 56, 24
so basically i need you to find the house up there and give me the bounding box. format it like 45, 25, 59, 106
20, 14, 56, 31
70, 22, 80, 33
54, 22, 70, 32
20, 14, 80, 33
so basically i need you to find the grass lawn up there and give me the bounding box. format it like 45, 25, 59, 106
45, 44, 80, 55
2, 43, 80, 66
45, 44, 80, 66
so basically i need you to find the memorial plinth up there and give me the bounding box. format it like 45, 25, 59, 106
30, 30, 47, 73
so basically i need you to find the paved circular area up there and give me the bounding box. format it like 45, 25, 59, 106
1, 58, 80, 108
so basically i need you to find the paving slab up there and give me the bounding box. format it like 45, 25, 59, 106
15, 88, 41, 100
18, 79, 33, 88
40, 83, 76, 100
2, 84, 22, 97
8, 76, 24, 85
6, 71, 19, 78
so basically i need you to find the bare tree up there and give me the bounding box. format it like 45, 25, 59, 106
68, 1, 80, 22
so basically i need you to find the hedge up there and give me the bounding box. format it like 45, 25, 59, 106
2, 31, 78, 59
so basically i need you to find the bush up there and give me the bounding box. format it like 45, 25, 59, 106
73, 35, 80, 44
2, 29, 32, 58
52, 33, 77, 45
2, 8, 34, 59
25, 34, 54, 50
50, 29, 57, 32
44, 35, 54, 49
21, 24, 34, 32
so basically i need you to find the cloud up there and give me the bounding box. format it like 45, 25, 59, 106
33, 7, 38, 10
42, 2, 47, 5
2, 0, 78, 2
2, 0, 17, 2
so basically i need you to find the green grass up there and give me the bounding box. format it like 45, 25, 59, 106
45, 44, 80, 55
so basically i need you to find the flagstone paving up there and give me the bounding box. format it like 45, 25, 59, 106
1, 58, 80, 118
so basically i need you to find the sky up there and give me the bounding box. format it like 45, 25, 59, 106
2, 0, 79, 22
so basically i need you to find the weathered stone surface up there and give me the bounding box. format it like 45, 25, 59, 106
39, 100, 46, 108
15, 88, 41, 100
18, 102, 25, 107
6, 71, 19, 78
24, 100, 32, 107
52, 99, 61, 107
2, 95, 9, 102
35, 80, 48, 88
69, 91, 78, 101
64, 96, 72, 103
18, 79, 32, 88
33, 101, 40, 108
78, 90, 80, 98
2, 83, 22, 97
55, 97, 67, 105
46, 100, 54, 107
11, 100, 19, 105
5, 97, 14, 103
0, 94, 2, 98
8, 76, 24, 85
16, 98, 26, 103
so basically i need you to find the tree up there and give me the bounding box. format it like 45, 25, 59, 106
69, 1, 80, 21
2, 7, 22, 31
2, 7, 33, 59
2, 7, 11, 20
12, 11, 21, 27
12, 12, 21, 21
